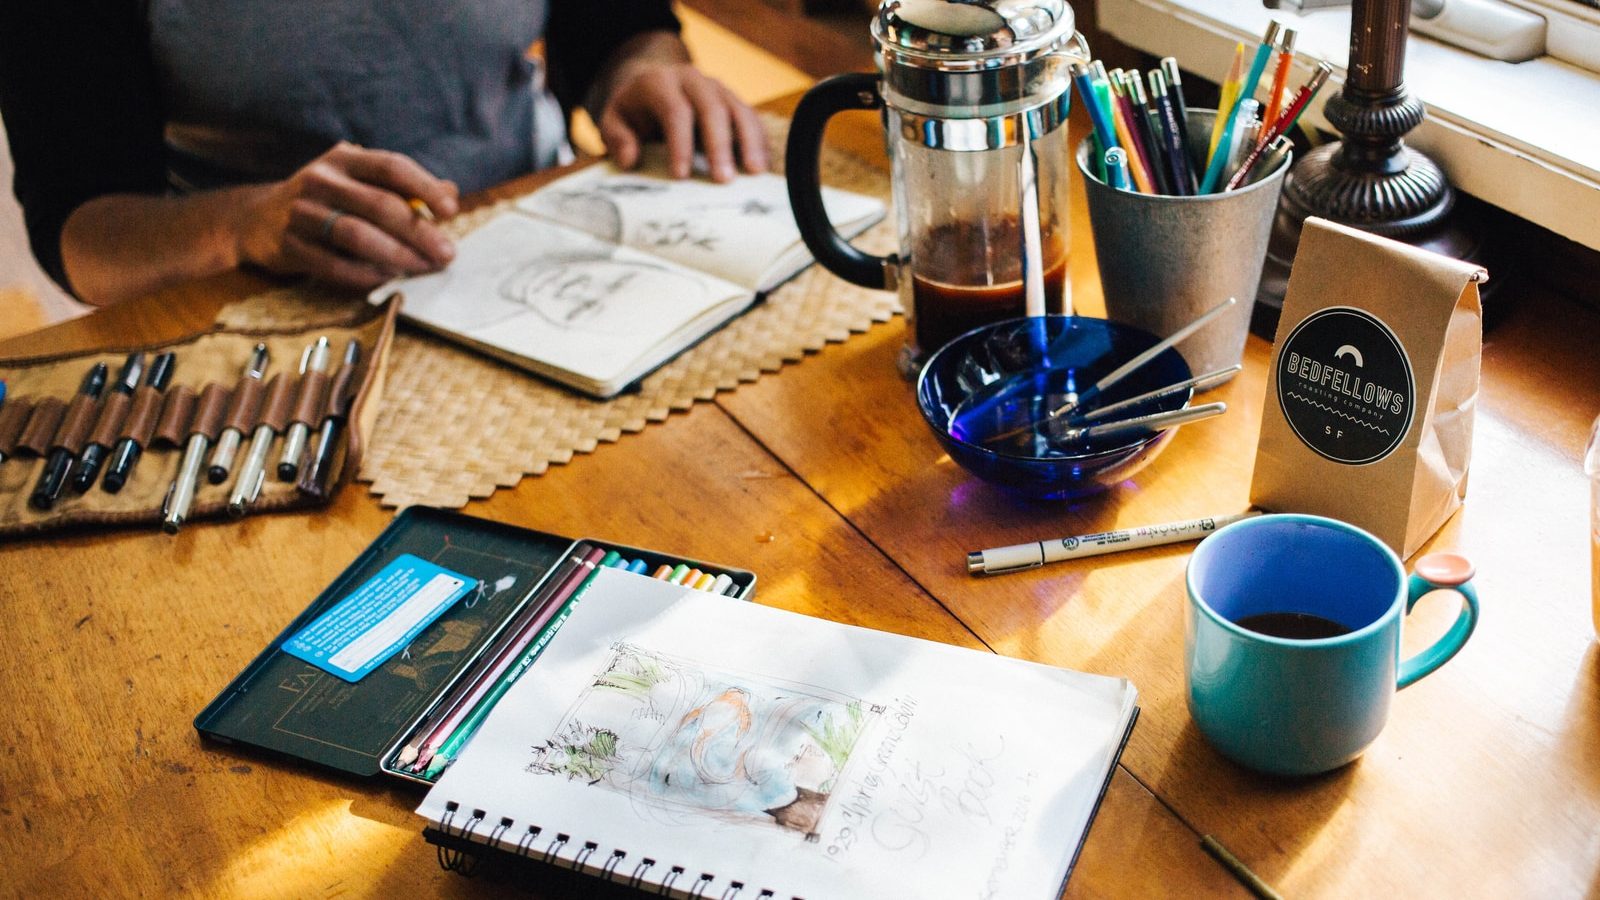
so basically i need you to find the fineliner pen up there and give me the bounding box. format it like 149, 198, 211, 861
31, 362, 107, 510
967, 511, 1262, 575
103, 352, 176, 493
72, 352, 144, 492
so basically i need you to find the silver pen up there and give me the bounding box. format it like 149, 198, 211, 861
278, 337, 329, 481
163, 383, 230, 534
228, 373, 292, 517
207, 343, 269, 484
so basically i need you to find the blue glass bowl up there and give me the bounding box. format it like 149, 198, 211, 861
916, 315, 1193, 499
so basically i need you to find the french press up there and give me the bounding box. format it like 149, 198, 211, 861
787, 0, 1089, 366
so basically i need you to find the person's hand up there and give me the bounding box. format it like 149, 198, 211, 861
235, 142, 461, 290
597, 51, 768, 182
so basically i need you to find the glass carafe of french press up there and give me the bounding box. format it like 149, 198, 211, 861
787, 0, 1089, 368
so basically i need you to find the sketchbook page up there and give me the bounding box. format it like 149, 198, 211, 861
515, 159, 884, 292
374, 214, 749, 396
418, 568, 1136, 900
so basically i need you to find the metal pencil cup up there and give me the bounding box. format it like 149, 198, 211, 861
1076, 109, 1289, 381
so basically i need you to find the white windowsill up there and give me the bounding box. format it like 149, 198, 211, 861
1096, 0, 1600, 250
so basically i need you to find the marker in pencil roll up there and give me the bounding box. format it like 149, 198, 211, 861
72, 352, 144, 492
31, 362, 108, 510
103, 352, 176, 493
967, 511, 1262, 575
279, 336, 330, 481
208, 343, 270, 484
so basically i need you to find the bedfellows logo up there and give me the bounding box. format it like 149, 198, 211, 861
1276, 306, 1415, 465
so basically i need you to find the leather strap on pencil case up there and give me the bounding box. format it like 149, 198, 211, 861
0, 296, 400, 538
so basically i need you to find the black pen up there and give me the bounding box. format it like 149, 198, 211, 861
1148, 70, 1195, 195
1159, 57, 1192, 163
296, 339, 361, 500
30, 361, 108, 510
71, 352, 144, 492
102, 352, 176, 493
208, 343, 269, 484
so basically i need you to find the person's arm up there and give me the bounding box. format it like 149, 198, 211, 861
545, 0, 767, 182
0, 3, 460, 307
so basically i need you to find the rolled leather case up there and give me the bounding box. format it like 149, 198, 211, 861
88, 392, 134, 450
152, 387, 198, 449
222, 375, 266, 435
289, 370, 330, 428
0, 398, 36, 456
16, 397, 68, 456
120, 385, 166, 446
192, 384, 231, 441
258, 374, 294, 433
326, 364, 359, 420
55, 392, 102, 454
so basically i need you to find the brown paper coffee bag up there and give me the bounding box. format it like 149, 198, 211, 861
1250, 217, 1486, 558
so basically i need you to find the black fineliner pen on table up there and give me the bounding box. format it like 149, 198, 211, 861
279, 337, 330, 481
297, 339, 361, 500
30, 362, 107, 510
102, 352, 175, 493
71, 352, 144, 492
208, 343, 269, 484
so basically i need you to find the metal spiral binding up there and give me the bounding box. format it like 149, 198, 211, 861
515, 825, 543, 858
628, 858, 657, 889
433, 808, 763, 897
572, 841, 598, 871
542, 833, 569, 865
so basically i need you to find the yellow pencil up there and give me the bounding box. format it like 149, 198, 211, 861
1207, 43, 1247, 165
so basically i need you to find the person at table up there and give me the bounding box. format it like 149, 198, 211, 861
0, 0, 768, 307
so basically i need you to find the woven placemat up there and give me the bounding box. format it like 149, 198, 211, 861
214, 116, 899, 508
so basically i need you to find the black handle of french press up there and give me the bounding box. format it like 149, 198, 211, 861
786, 73, 893, 291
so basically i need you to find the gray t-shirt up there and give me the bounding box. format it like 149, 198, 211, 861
148, 0, 569, 193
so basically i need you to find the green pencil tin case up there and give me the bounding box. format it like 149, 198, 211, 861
194, 507, 755, 784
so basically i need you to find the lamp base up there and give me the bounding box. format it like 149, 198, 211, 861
1250, 140, 1498, 339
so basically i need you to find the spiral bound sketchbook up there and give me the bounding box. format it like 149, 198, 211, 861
416, 568, 1138, 899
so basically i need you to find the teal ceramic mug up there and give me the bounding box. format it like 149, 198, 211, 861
1185, 514, 1479, 776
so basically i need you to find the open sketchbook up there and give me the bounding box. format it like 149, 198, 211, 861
416, 568, 1139, 899
375, 158, 884, 397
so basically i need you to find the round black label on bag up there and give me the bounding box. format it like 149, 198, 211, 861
1276, 307, 1415, 465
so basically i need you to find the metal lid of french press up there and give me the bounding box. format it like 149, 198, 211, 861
872, 0, 1082, 116
876, 0, 1075, 64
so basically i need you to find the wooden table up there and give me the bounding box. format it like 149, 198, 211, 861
3, 97, 1599, 899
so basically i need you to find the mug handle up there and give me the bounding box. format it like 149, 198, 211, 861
1397, 553, 1480, 689
785, 73, 896, 290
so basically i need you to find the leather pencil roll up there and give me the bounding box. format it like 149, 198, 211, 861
289, 369, 331, 428
55, 391, 102, 454
89, 391, 134, 450
152, 386, 198, 449
16, 397, 68, 456
257, 374, 294, 432
326, 357, 360, 420
121, 384, 166, 446
223, 373, 266, 435
0, 398, 35, 456
192, 384, 231, 441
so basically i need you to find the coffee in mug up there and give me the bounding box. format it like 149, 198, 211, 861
1185, 513, 1478, 776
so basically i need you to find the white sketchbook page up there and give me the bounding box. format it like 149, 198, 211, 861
418, 569, 1136, 900
516, 161, 884, 292
381, 214, 748, 387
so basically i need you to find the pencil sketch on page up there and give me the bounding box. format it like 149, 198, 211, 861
526, 643, 878, 840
